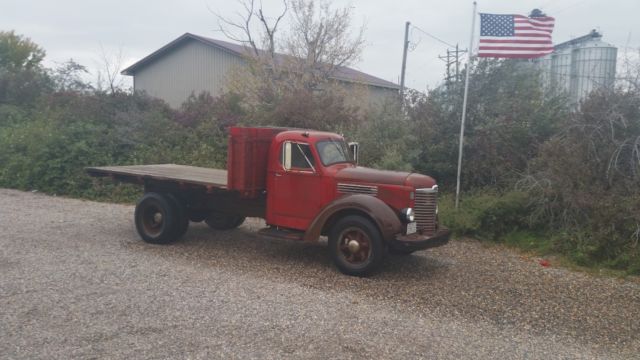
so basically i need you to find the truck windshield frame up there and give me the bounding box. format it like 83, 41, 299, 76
316, 139, 353, 166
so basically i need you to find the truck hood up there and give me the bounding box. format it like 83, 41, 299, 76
335, 167, 436, 189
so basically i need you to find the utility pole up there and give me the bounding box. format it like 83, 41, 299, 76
439, 45, 467, 88
399, 21, 410, 98
438, 49, 455, 88
455, 44, 460, 82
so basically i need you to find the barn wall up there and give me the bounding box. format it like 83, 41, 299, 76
133, 40, 245, 108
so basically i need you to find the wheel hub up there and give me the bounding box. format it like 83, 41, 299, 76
153, 212, 163, 224
347, 239, 360, 253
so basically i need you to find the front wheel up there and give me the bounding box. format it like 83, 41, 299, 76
328, 215, 385, 276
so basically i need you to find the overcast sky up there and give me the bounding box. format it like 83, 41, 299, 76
2, 0, 638, 91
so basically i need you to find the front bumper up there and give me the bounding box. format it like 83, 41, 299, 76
391, 227, 450, 252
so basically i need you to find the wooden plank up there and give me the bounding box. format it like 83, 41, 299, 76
86, 164, 228, 188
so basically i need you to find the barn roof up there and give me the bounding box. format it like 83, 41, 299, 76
121, 33, 400, 90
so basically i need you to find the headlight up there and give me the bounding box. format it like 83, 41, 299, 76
401, 208, 415, 223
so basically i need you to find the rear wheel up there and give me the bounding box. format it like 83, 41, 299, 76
188, 211, 208, 223
328, 215, 385, 276
205, 212, 246, 230
134, 192, 179, 244
166, 193, 189, 239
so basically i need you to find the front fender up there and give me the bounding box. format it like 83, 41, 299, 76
303, 194, 403, 242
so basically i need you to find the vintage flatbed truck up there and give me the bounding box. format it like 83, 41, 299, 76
87, 127, 449, 276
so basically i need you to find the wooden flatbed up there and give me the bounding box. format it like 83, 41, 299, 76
86, 164, 228, 188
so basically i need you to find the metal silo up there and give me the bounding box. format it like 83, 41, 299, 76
550, 50, 572, 94
534, 30, 618, 105
570, 37, 617, 103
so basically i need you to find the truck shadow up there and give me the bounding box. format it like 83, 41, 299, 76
131, 221, 452, 290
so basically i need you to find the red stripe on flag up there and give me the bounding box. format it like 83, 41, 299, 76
479, 46, 554, 51
515, 26, 553, 33
513, 15, 555, 22
479, 39, 552, 44
477, 52, 553, 59
482, 33, 552, 38
514, 18, 554, 23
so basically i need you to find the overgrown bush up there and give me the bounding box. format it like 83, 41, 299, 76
521, 89, 640, 273
355, 100, 412, 171
407, 60, 569, 191
0, 91, 231, 201
439, 190, 534, 240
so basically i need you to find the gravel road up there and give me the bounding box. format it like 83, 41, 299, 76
1, 188, 639, 359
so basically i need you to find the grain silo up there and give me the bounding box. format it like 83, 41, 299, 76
536, 30, 617, 104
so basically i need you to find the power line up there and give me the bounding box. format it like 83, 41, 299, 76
410, 25, 456, 48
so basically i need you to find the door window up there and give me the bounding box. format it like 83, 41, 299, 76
280, 142, 315, 171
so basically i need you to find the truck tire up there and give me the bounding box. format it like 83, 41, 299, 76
188, 211, 208, 223
166, 193, 189, 239
328, 215, 385, 277
134, 192, 179, 244
205, 212, 246, 230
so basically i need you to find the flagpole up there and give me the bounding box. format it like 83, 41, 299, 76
455, 1, 477, 210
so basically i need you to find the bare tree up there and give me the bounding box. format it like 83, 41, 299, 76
619, 47, 640, 91
214, 0, 365, 87
217, 0, 369, 130
95, 45, 125, 94
286, 0, 365, 78
211, 0, 288, 59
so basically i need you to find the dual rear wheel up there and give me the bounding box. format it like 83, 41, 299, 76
134, 192, 182, 244
134, 192, 244, 244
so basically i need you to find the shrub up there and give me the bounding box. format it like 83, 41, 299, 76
524, 89, 640, 274
355, 100, 412, 171
406, 60, 569, 191
0, 91, 231, 201
439, 190, 534, 240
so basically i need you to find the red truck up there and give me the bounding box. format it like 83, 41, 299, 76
87, 127, 449, 276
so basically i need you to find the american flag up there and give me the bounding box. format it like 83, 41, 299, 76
478, 13, 555, 58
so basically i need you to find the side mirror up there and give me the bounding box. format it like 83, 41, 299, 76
348, 142, 359, 165
283, 142, 292, 170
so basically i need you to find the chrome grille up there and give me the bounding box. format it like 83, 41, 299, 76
415, 185, 438, 236
337, 183, 378, 196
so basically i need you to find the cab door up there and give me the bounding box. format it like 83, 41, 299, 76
267, 141, 324, 230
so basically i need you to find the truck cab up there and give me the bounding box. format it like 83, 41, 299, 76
264, 129, 449, 275
87, 126, 449, 276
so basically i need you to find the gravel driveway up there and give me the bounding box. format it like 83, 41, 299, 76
1, 188, 639, 359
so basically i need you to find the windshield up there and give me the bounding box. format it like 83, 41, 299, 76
316, 139, 352, 166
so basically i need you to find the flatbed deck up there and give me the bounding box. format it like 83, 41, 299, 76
86, 164, 228, 188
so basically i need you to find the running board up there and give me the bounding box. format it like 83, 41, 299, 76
257, 227, 304, 241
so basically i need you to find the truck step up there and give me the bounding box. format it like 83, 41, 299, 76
257, 227, 304, 241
